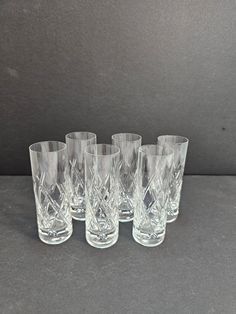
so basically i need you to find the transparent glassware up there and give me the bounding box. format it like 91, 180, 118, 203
29, 141, 73, 245
112, 133, 142, 222
66, 132, 97, 221
132, 145, 173, 247
158, 135, 189, 223
85, 144, 120, 249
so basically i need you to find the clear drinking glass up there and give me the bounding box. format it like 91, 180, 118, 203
111, 133, 142, 222
66, 132, 97, 220
158, 135, 189, 223
132, 145, 173, 247
85, 144, 120, 249
29, 141, 73, 245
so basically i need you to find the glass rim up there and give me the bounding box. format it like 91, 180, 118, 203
112, 132, 142, 142
85, 144, 120, 157
139, 144, 173, 156
65, 131, 96, 141
29, 141, 66, 153
158, 135, 189, 144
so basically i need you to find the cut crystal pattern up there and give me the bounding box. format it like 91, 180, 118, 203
118, 159, 137, 215
33, 172, 72, 233
134, 171, 166, 238
112, 133, 141, 222
167, 148, 187, 217
86, 166, 118, 240
157, 135, 189, 221
69, 158, 85, 209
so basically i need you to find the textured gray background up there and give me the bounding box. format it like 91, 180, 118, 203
0, 0, 236, 175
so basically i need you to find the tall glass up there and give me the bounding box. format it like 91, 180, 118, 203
29, 141, 73, 245
66, 132, 97, 220
85, 144, 120, 249
133, 145, 173, 247
112, 133, 142, 222
158, 135, 189, 223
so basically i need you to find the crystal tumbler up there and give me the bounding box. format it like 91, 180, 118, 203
132, 145, 173, 247
158, 135, 189, 223
29, 141, 73, 245
85, 144, 120, 249
66, 132, 97, 220
112, 133, 142, 222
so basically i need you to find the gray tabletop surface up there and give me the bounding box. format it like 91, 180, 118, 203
0, 176, 235, 314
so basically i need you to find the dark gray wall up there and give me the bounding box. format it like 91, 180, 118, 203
0, 0, 236, 175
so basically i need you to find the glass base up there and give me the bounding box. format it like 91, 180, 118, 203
119, 213, 134, 223
39, 227, 73, 245
167, 211, 179, 223
132, 228, 165, 247
119, 208, 134, 222
86, 231, 118, 249
71, 207, 85, 221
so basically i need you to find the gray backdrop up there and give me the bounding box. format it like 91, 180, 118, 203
0, 0, 236, 175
